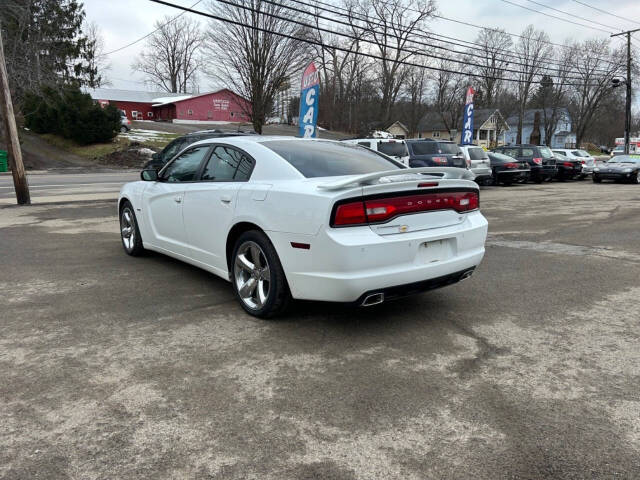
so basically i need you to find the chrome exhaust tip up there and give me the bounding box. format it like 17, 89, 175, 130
460, 269, 475, 281
361, 292, 385, 307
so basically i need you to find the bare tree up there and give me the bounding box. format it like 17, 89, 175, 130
203, 0, 308, 133
430, 53, 467, 138
513, 25, 553, 143
84, 21, 111, 88
133, 16, 202, 93
403, 64, 428, 136
471, 28, 512, 108
354, 0, 436, 125
568, 38, 625, 147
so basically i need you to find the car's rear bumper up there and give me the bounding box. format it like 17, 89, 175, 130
471, 166, 492, 180
270, 211, 488, 302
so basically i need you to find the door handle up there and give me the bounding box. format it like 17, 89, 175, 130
220, 195, 232, 204
174, 196, 182, 203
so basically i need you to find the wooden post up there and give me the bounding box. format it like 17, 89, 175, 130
0, 25, 30, 205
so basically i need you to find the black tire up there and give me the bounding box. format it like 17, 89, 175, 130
120, 126, 128, 133
231, 230, 291, 318
593, 176, 601, 183
502, 178, 513, 186
119, 201, 145, 256
534, 177, 543, 184
633, 171, 640, 184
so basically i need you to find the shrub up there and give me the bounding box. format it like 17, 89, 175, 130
23, 85, 120, 145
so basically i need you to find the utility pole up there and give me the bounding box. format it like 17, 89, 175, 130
611, 28, 639, 155
0, 24, 30, 205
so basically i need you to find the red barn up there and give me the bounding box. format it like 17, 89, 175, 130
152, 89, 250, 123
86, 88, 251, 124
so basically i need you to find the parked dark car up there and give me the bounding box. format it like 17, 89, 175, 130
492, 144, 557, 183
405, 139, 467, 169
487, 152, 530, 185
552, 153, 583, 181
593, 155, 640, 183
143, 130, 256, 170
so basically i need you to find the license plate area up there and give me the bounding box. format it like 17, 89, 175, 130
415, 238, 455, 264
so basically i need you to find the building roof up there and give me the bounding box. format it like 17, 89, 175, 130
151, 95, 194, 107
418, 109, 509, 132
84, 88, 189, 103
506, 108, 570, 126
386, 121, 409, 133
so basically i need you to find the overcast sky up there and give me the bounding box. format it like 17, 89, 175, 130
84, 0, 640, 92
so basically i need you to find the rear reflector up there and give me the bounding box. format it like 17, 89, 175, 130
332, 191, 479, 227
533, 157, 542, 165
563, 161, 573, 167
418, 182, 439, 188
290, 242, 311, 249
504, 162, 518, 169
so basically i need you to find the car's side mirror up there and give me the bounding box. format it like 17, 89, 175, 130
141, 169, 159, 181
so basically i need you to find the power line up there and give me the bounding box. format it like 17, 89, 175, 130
570, 0, 640, 28
520, 0, 620, 32
100, 0, 204, 57
147, 0, 618, 87
302, 0, 614, 74
207, 0, 609, 83
498, 0, 614, 35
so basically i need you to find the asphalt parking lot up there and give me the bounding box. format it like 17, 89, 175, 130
1, 180, 640, 479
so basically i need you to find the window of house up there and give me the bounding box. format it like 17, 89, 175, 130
230, 112, 235, 118
207, 111, 212, 119
187, 109, 193, 116
131, 111, 138, 119
432, 131, 440, 138
147, 112, 153, 118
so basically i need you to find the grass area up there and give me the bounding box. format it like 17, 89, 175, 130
39, 129, 178, 160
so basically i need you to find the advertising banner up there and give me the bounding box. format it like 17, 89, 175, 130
298, 62, 320, 138
461, 86, 476, 145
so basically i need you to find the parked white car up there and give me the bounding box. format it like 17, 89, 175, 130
552, 149, 595, 176
119, 137, 488, 317
342, 138, 410, 165
458, 145, 493, 184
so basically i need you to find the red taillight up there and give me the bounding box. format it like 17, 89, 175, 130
533, 157, 542, 165
333, 201, 367, 226
580, 160, 586, 164
563, 161, 573, 167
504, 162, 518, 169
332, 191, 479, 227
431, 157, 448, 165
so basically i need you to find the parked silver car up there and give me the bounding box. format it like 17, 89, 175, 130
120, 112, 131, 133
458, 145, 492, 185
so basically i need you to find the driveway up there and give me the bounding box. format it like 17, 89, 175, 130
1, 181, 639, 479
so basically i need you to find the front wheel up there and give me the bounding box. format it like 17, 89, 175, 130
120, 201, 144, 256
633, 172, 640, 184
231, 231, 291, 318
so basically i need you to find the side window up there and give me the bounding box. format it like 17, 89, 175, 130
162, 146, 209, 182
201, 146, 254, 182
521, 148, 534, 158
502, 148, 518, 158
358, 141, 371, 148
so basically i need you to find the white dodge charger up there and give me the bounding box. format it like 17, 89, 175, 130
118, 136, 488, 317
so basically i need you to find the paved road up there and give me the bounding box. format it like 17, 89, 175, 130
1, 181, 640, 479
0, 171, 139, 205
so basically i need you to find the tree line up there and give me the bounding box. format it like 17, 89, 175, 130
1, 0, 637, 146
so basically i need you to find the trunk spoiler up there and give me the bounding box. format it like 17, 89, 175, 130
317, 167, 476, 191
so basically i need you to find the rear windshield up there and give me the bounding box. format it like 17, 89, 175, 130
377, 141, 408, 158
572, 150, 589, 157
409, 141, 459, 155
467, 147, 488, 160
489, 152, 515, 162
264, 140, 402, 178
539, 146, 554, 159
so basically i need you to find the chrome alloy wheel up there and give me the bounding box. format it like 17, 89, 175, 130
120, 207, 136, 251
234, 241, 271, 310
